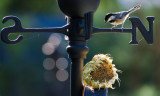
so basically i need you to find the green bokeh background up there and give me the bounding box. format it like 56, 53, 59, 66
0, 0, 160, 96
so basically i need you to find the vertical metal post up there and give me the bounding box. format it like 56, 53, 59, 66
67, 41, 88, 96
66, 18, 89, 96
57, 0, 100, 95
70, 58, 84, 96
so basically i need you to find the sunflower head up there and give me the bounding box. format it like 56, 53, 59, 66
83, 54, 121, 89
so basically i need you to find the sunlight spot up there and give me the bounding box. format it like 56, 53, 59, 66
56, 70, 69, 82
43, 58, 55, 70
42, 42, 56, 55
48, 33, 61, 46
56, 58, 68, 70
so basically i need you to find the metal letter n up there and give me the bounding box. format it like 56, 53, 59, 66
129, 17, 155, 44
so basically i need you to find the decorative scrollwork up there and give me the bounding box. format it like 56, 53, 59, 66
1, 16, 68, 44
1, 16, 23, 44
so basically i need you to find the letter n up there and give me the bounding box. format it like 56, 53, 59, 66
129, 17, 155, 44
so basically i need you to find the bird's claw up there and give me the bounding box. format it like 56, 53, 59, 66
111, 26, 116, 31
121, 27, 124, 32
111, 27, 114, 31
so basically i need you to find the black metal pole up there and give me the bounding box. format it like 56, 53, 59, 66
66, 17, 89, 96
57, 0, 100, 96
65, 16, 89, 96
67, 41, 88, 96
70, 58, 84, 96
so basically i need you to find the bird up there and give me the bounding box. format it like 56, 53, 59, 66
104, 4, 141, 29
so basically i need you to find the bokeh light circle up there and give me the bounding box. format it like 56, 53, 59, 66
56, 58, 68, 70
56, 70, 69, 82
42, 43, 56, 55
43, 58, 55, 70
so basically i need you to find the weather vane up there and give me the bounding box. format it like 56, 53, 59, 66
0, 0, 155, 96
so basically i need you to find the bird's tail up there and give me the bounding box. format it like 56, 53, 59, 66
127, 4, 141, 14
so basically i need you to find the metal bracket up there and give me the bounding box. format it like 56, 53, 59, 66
84, 11, 155, 44
1, 16, 68, 44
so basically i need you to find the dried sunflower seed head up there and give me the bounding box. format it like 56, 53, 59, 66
83, 54, 121, 89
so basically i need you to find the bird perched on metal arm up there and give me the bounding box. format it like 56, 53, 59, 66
104, 4, 141, 29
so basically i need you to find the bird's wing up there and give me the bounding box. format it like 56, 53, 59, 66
117, 11, 128, 19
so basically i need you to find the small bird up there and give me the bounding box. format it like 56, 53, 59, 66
104, 4, 141, 29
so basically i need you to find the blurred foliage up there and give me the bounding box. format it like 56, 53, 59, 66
0, 0, 59, 13
0, 0, 160, 96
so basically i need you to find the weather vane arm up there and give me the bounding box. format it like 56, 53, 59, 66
92, 27, 132, 33
1, 16, 68, 44
84, 11, 154, 44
